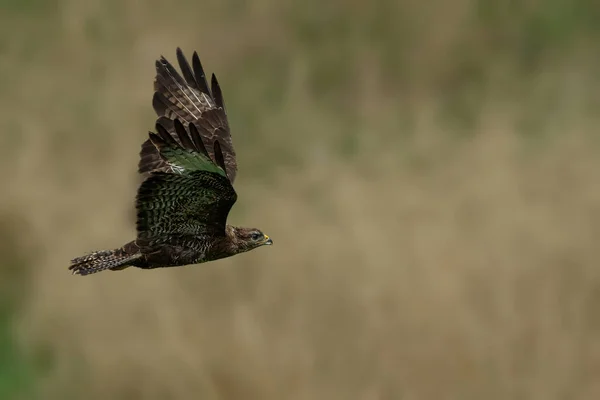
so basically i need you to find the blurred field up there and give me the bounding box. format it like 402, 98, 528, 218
1, 0, 600, 399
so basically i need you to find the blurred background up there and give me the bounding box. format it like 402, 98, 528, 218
1, 0, 600, 398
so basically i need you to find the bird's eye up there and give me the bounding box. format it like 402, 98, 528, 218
250, 232, 261, 241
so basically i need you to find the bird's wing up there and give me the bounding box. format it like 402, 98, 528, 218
138, 48, 238, 182
136, 120, 237, 238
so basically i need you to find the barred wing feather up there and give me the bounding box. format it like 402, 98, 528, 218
138, 48, 237, 182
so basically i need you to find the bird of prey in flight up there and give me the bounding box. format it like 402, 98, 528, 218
69, 48, 273, 276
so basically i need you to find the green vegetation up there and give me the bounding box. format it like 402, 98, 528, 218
0, 215, 40, 399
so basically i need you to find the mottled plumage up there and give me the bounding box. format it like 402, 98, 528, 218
69, 48, 272, 276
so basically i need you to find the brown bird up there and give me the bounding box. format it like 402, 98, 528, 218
69, 48, 273, 276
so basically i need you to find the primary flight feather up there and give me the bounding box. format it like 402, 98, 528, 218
69, 48, 272, 276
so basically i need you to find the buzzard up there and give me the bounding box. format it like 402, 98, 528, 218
69, 48, 273, 276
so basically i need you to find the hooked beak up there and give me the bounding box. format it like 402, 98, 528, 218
263, 235, 273, 245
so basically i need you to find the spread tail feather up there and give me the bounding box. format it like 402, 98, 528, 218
69, 245, 141, 276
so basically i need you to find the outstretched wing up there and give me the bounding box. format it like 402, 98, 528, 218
138, 48, 238, 182
136, 120, 237, 238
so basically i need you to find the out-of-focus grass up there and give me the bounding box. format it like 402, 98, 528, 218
0, 214, 40, 400
0, 312, 36, 400
2, 0, 600, 399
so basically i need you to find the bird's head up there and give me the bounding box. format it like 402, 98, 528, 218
227, 226, 273, 253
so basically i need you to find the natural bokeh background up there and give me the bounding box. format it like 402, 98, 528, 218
1, 0, 600, 398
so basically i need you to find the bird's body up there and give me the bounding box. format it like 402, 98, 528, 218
69, 48, 272, 276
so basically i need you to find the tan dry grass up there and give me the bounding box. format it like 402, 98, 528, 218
2, 0, 600, 399
14, 117, 600, 399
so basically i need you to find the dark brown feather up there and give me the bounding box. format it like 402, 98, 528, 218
159, 56, 186, 87
139, 139, 165, 175
149, 49, 238, 182
152, 92, 172, 120
138, 117, 176, 176
173, 118, 196, 150
148, 131, 169, 150
176, 47, 200, 91
213, 140, 227, 176
211, 73, 226, 113
154, 60, 204, 123
155, 116, 175, 133
188, 122, 210, 158
192, 51, 211, 95
155, 122, 178, 147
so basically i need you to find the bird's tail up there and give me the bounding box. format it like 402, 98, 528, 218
69, 242, 141, 276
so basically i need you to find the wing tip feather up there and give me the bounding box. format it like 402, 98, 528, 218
211, 73, 226, 112
173, 119, 195, 150
212, 140, 228, 178
154, 123, 178, 148
188, 122, 210, 157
